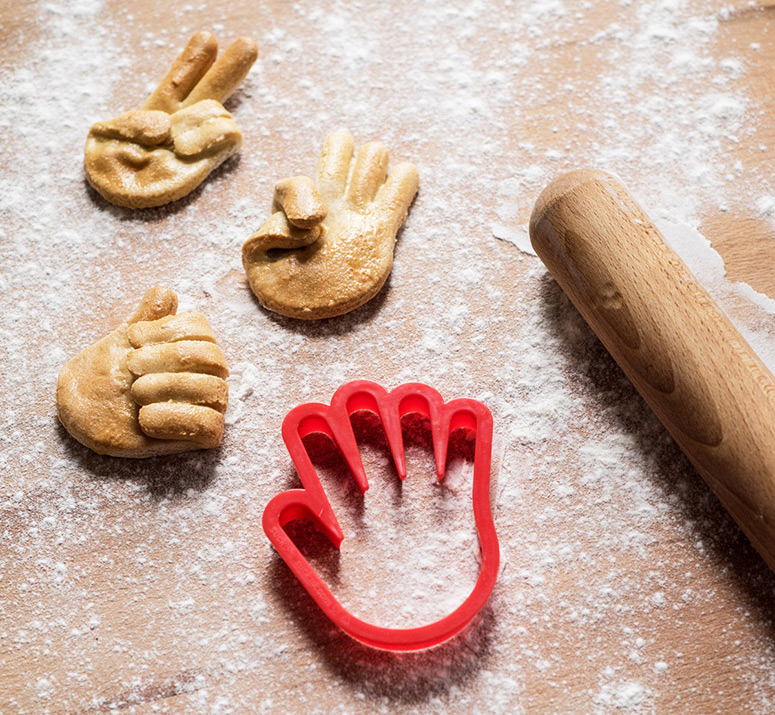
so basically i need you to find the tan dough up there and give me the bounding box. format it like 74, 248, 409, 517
242, 131, 419, 319
84, 31, 258, 209
56, 287, 230, 457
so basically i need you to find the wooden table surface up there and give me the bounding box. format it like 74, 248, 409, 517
3, 1, 775, 713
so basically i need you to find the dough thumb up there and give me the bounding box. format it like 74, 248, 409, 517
127, 286, 178, 324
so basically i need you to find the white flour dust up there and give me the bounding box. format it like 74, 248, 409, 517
2, 0, 775, 714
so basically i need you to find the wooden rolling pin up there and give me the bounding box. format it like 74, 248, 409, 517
529, 169, 775, 570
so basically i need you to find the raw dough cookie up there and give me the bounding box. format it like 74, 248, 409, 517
242, 131, 419, 319
56, 286, 229, 457
85, 31, 258, 209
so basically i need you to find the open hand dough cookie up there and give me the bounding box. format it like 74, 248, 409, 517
242, 131, 419, 319
56, 286, 229, 457
85, 31, 258, 209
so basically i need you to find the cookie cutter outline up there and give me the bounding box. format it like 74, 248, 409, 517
262, 380, 500, 651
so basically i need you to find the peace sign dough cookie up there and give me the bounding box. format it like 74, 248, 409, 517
56, 287, 229, 457
85, 31, 258, 209
242, 131, 419, 319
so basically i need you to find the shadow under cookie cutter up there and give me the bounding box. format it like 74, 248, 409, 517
262, 380, 500, 651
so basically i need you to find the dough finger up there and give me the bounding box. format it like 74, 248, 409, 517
316, 131, 354, 201
128, 312, 216, 348
131, 372, 228, 413
272, 176, 327, 229
346, 142, 389, 210
182, 37, 258, 107
138, 402, 224, 447
127, 286, 179, 324
373, 162, 419, 231
143, 31, 218, 113
127, 341, 229, 379
89, 110, 171, 146
169, 100, 241, 157
242, 212, 321, 257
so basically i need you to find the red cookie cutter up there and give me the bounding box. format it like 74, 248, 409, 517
262, 380, 500, 651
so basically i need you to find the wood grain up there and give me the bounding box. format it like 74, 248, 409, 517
3, 1, 775, 713
530, 169, 775, 570
700, 2, 775, 298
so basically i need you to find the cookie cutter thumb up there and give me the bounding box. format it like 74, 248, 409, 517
262, 380, 500, 651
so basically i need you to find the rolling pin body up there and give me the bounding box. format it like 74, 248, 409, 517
529, 170, 775, 569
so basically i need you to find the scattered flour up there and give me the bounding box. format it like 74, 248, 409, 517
2, 0, 775, 713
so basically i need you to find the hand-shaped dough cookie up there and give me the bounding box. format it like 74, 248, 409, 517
85, 31, 258, 209
242, 131, 419, 319
56, 286, 229, 457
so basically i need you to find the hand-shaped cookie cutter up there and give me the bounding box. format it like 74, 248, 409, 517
263, 380, 500, 651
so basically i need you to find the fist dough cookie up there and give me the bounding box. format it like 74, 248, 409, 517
242, 131, 419, 319
56, 286, 229, 457
85, 31, 258, 209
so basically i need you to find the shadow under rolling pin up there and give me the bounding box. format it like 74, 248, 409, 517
529, 169, 775, 571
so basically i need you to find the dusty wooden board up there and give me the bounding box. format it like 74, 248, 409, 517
2, 1, 775, 713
